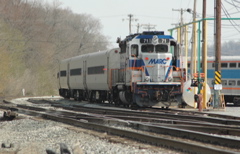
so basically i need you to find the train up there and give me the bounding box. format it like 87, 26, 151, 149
203, 56, 240, 105
184, 56, 240, 106
57, 31, 187, 107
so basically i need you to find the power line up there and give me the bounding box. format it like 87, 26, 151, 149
208, 22, 240, 28
224, 0, 240, 9
221, 2, 240, 34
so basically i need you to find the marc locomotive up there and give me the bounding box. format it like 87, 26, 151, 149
58, 31, 186, 107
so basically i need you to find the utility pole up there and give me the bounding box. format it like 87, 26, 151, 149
172, 8, 192, 80
128, 14, 133, 34
202, 0, 207, 109
172, 8, 185, 46
126, 14, 138, 34
172, 4, 197, 79
136, 23, 140, 33
172, 8, 189, 73
213, 0, 222, 108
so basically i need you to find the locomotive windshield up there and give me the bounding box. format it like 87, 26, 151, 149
156, 44, 168, 53
141, 44, 168, 53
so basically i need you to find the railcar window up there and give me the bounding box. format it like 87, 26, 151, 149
221, 63, 228, 68
88, 66, 104, 75
156, 45, 168, 53
229, 63, 236, 68
60, 70, 67, 77
238, 80, 240, 86
222, 80, 227, 86
187, 63, 190, 68
238, 63, 240, 68
131, 44, 138, 57
141, 45, 154, 53
229, 80, 236, 86
70, 68, 81, 76
212, 63, 215, 68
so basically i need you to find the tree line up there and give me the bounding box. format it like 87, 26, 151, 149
0, 0, 109, 97
208, 41, 240, 56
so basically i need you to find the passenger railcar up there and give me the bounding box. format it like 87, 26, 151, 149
187, 56, 240, 105
59, 49, 120, 102
58, 31, 186, 107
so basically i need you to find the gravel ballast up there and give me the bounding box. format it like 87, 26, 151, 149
0, 110, 177, 154
2, 97, 240, 153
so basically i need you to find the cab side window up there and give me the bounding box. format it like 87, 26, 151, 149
131, 44, 138, 57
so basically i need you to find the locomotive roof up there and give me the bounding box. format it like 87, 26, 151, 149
124, 31, 174, 42
135, 35, 173, 39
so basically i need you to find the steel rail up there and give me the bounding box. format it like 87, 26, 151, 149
27, 98, 240, 121
1, 103, 240, 150
0, 104, 236, 154
107, 115, 240, 135
56, 104, 240, 126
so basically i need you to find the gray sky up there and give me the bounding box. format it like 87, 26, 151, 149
45, 0, 240, 47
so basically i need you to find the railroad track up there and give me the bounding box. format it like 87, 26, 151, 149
1, 99, 240, 154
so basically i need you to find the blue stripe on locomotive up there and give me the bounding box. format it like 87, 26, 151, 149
135, 35, 174, 39
129, 59, 143, 67
129, 59, 174, 79
129, 59, 149, 76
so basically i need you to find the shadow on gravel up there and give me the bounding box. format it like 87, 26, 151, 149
46, 143, 71, 154
0, 110, 18, 121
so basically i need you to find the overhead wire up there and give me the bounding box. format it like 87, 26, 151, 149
224, 0, 240, 9
232, 0, 240, 3
221, 2, 240, 34
231, 0, 240, 11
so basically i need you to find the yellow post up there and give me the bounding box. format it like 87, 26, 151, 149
177, 28, 180, 43
192, 20, 197, 109
191, 0, 197, 109
184, 25, 188, 81
203, 20, 208, 109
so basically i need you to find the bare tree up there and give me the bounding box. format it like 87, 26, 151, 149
0, 0, 110, 97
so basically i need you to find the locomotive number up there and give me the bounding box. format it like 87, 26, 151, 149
140, 38, 169, 44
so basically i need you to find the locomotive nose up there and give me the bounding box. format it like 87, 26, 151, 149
142, 54, 172, 82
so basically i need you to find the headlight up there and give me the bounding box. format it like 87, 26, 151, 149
144, 76, 151, 82
168, 77, 172, 82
